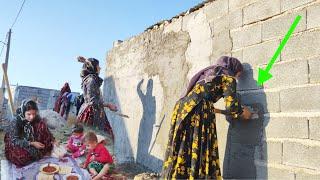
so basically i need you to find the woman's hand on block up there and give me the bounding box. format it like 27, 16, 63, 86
241, 106, 252, 120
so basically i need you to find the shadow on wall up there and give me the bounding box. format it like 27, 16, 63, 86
223, 63, 269, 179
136, 79, 163, 173
103, 76, 134, 163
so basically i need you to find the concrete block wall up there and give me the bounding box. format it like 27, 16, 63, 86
2, 86, 80, 120
105, 0, 320, 178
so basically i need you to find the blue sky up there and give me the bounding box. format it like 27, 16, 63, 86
0, 0, 202, 92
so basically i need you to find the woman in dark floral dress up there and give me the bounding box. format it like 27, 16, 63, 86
4, 100, 55, 167
161, 56, 252, 180
77, 56, 117, 140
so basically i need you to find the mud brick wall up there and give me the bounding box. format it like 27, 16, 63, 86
104, 0, 320, 178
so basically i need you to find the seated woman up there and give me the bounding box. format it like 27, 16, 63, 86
4, 100, 55, 167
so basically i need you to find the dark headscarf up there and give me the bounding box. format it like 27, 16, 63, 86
59, 83, 71, 95
15, 99, 40, 139
54, 82, 71, 113
80, 58, 100, 78
180, 56, 243, 98
79, 57, 103, 89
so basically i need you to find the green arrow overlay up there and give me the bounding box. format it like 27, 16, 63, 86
257, 15, 302, 86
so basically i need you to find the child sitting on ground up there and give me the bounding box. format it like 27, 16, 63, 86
80, 131, 114, 180
66, 124, 86, 158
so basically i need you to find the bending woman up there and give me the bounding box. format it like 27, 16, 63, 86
161, 56, 252, 180
4, 100, 55, 167
77, 56, 118, 140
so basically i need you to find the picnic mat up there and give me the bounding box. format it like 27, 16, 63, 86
1, 156, 90, 180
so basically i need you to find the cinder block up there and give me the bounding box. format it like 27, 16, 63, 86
231, 23, 261, 49
283, 141, 320, 170
237, 65, 261, 90
295, 171, 320, 180
229, 0, 258, 10
266, 60, 309, 89
163, 18, 182, 34
212, 30, 232, 60
309, 57, 320, 83
203, 0, 228, 21
280, 85, 320, 112
214, 16, 229, 35
224, 143, 257, 179
265, 116, 309, 138
307, 3, 320, 29
262, 10, 306, 41
281, 30, 320, 61
228, 107, 264, 144
309, 117, 320, 141
231, 49, 243, 60
243, 0, 281, 24
239, 90, 280, 113
243, 40, 279, 66
256, 164, 295, 180
257, 141, 283, 164
229, 9, 243, 29
281, 0, 315, 12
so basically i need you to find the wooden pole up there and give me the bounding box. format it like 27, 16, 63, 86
0, 29, 12, 118
2, 63, 15, 117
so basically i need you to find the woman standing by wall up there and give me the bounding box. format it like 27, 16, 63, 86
161, 56, 252, 180
77, 56, 118, 140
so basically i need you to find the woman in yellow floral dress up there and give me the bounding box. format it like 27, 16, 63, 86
161, 56, 252, 180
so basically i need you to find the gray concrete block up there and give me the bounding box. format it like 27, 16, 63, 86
243, 40, 279, 66
224, 143, 257, 179
229, 9, 243, 29
262, 10, 306, 41
281, 30, 320, 61
280, 85, 320, 112
283, 140, 320, 170
309, 117, 320, 141
239, 90, 280, 113
257, 141, 283, 164
203, 0, 228, 21
307, 3, 320, 29
237, 65, 262, 91
214, 16, 229, 35
212, 30, 232, 60
228, 109, 264, 145
256, 164, 295, 180
163, 18, 182, 34
243, 0, 281, 24
231, 49, 243, 60
266, 60, 309, 89
229, 0, 258, 10
309, 57, 320, 84
265, 116, 309, 139
231, 23, 262, 49
281, 0, 315, 12
295, 171, 320, 180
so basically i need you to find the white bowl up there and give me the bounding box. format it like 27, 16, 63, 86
63, 173, 82, 180
39, 163, 60, 175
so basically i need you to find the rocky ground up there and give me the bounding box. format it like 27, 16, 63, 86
0, 110, 159, 179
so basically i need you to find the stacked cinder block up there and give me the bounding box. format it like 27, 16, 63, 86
105, 0, 320, 178
225, 0, 320, 179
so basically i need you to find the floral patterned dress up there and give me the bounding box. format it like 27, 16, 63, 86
161, 75, 243, 180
